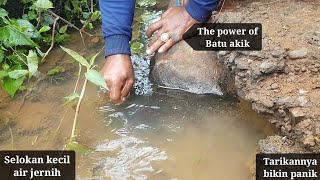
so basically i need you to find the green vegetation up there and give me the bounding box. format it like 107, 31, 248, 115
0, 0, 100, 97
60, 46, 107, 154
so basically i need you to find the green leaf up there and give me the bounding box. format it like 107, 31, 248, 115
16, 19, 40, 38
92, 11, 101, 21
0, 49, 4, 63
89, 52, 100, 66
39, 26, 50, 33
2, 77, 25, 97
0, 26, 38, 47
66, 141, 94, 154
0, 70, 8, 78
34, 0, 53, 9
26, 50, 38, 78
85, 69, 108, 90
8, 70, 28, 79
59, 25, 68, 34
0, 0, 7, 6
47, 68, 63, 75
0, 8, 8, 18
60, 46, 89, 68
64, 93, 79, 104
2, 63, 9, 71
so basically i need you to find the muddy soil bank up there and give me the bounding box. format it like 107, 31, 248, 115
155, 0, 320, 153
210, 0, 320, 153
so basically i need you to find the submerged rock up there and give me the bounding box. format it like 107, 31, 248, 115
153, 41, 225, 95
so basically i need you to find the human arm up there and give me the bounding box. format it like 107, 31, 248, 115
147, 0, 220, 54
99, 0, 136, 104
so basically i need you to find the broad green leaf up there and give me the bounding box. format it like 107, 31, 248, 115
59, 25, 68, 34
47, 68, 63, 75
26, 50, 38, 78
0, 8, 8, 18
16, 19, 40, 38
39, 26, 50, 33
34, 0, 53, 9
0, 26, 38, 47
64, 93, 79, 104
8, 70, 28, 79
66, 141, 94, 154
60, 46, 89, 68
0, 70, 8, 78
2, 77, 25, 97
0, 0, 7, 6
0, 49, 4, 63
85, 69, 108, 90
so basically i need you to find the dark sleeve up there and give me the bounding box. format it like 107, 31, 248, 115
185, 0, 220, 23
99, 0, 136, 57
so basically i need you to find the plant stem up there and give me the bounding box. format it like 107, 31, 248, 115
47, 10, 94, 37
70, 77, 88, 141
73, 64, 82, 93
41, 16, 59, 62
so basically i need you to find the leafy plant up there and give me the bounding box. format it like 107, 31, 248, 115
60, 46, 107, 154
0, 0, 101, 97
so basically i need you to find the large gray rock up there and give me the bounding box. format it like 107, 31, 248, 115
153, 40, 225, 95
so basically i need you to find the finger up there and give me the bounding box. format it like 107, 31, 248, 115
147, 20, 163, 38
109, 82, 124, 104
158, 39, 176, 53
147, 28, 166, 50
147, 38, 166, 55
121, 79, 134, 101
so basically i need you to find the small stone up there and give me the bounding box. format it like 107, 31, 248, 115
289, 107, 305, 118
288, 48, 308, 59
272, 50, 285, 58
301, 67, 307, 72
297, 96, 308, 107
217, 51, 229, 57
260, 98, 274, 108
310, 68, 319, 73
303, 134, 315, 147
271, 83, 279, 90
294, 67, 300, 72
296, 119, 312, 129
260, 59, 285, 73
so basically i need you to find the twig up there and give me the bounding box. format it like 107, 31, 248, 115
9, 46, 27, 66
73, 64, 82, 93
41, 16, 59, 62
70, 77, 88, 140
8, 126, 15, 150
47, 10, 94, 37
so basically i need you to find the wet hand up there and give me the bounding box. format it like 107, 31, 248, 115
146, 6, 198, 54
100, 54, 134, 104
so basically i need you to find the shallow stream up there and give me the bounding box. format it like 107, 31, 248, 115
0, 0, 275, 179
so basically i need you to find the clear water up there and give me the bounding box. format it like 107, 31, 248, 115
0, 1, 275, 179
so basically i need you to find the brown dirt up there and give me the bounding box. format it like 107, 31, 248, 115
216, 0, 320, 152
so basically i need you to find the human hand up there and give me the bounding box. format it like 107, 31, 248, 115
100, 54, 134, 104
146, 6, 198, 54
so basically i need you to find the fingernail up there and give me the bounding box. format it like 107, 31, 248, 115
158, 48, 164, 53
146, 49, 151, 55
122, 97, 126, 101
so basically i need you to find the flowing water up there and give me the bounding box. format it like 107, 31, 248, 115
0, 0, 275, 179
